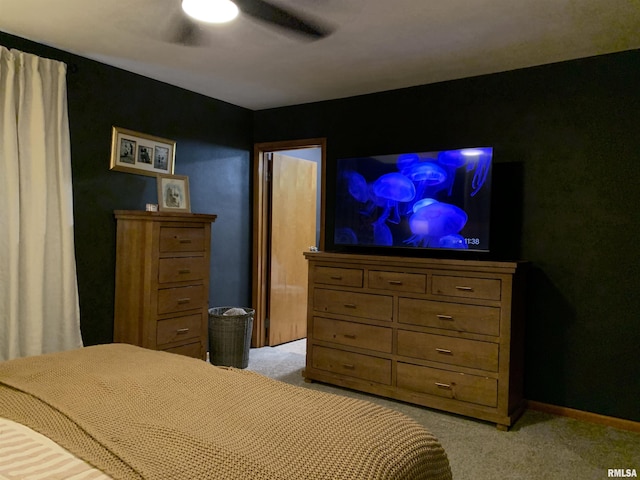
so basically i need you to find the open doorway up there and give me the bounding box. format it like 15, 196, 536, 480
252, 139, 326, 347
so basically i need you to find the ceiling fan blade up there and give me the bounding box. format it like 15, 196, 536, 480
235, 0, 332, 39
168, 15, 208, 46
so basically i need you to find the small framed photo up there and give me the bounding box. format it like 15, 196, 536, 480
157, 174, 191, 212
110, 126, 175, 177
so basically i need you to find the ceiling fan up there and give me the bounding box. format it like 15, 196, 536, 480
171, 0, 333, 45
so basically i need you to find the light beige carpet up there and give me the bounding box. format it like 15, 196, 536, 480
247, 339, 640, 480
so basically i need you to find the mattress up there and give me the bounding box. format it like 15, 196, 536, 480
0, 344, 451, 480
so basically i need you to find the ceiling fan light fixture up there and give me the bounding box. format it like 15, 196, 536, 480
182, 0, 239, 24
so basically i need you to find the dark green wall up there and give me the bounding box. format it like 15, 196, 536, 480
1, 32, 254, 347
254, 50, 640, 422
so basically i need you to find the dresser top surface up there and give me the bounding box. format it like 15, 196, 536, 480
114, 210, 217, 223
304, 251, 526, 273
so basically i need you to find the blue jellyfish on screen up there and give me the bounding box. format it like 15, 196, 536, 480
437, 149, 467, 195
344, 171, 369, 203
412, 197, 438, 213
437, 150, 467, 169
436, 234, 468, 249
397, 153, 420, 176
373, 222, 393, 246
405, 161, 448, 201
334, 227, 358, 245
460, 148, 492, 197
404, 202, 468, 247
406, 161, 448, 185
436, 147, 492, 197
371, 172, 416, 225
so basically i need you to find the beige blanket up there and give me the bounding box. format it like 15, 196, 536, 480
0, 344, 451, 480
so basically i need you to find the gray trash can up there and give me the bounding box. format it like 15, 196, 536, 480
208, 307, 254, 368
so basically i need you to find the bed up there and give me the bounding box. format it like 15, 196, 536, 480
0, 343, 452, 480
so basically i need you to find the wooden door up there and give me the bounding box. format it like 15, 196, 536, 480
268, 153, 317, 345
252, 138, 325, 348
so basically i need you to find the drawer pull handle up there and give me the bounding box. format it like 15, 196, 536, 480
330, 275, 343, 280
343, 334, 356, 339
344, 303, 357, 309
178, 239, 192, 244
437, 314, 453, 320
176, 328, 190, 334
436, 348, 452, 355
178, 269, 191, 274
388, 280, 403, 285
177, 298, 191, 305
455, 286, 473, 291
342, 364, 355, 370
435, 382, 452, 389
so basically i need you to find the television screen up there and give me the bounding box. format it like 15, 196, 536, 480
333, 147, 493, 253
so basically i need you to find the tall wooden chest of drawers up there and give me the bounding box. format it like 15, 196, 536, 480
304, 252, 527, 429
114, 210, 217, 360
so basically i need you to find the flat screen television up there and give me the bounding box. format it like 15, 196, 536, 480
332, 147, 493, 256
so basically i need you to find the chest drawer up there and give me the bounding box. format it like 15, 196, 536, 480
157, 285, 206, 314
313, 317, 392, 353
312, 345, 391, 385
431, 275, 501, 301
397, 362, 497, 407
397, 330, 499, 372
398, 297, 500, 336
158, 257, 207, 283
159, 227, 206, 253
313, 289, 393, 321
314, 266, 363, 287
157, 314, 203, 345
163, 342, 202, 358
368, 270, 426, 293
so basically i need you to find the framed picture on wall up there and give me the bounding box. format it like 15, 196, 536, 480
157, 174, 191, 213
110, 126, 175, 177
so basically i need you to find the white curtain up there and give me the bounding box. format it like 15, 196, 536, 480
0, 46, 83, 361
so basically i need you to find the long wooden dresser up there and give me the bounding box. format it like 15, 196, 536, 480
114, 210, 217, 360
303, 252, 528, 429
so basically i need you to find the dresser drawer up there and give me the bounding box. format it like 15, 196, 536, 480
397, 330, 499, 372
158, 257, 207, 283
159, 227, 206, 253
368, 270, 426, 293
313, 317, 392, 353
157, 285, 206, 314
312, 346, 391, 385
397, 362, 497, 407
314, 289, 392, 321
313, 266, 363, 287
431, 275, 501, 301
163, 342, 202, 358
398, 298, 500, 336
157, 314, 202, 346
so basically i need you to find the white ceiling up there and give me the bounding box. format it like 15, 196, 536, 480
1, 0, 639, 110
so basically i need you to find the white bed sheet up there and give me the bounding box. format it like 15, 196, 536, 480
0, 417, 111, 480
